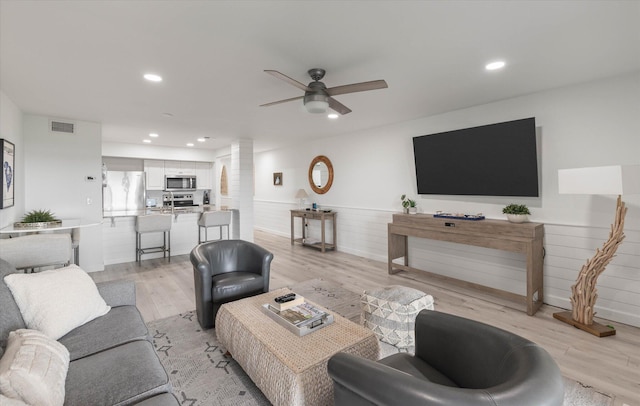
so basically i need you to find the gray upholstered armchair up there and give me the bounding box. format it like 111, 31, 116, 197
190, 239, 274, 329
328, 310, 564, 406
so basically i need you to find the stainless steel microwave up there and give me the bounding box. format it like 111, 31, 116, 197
164, 175, 196, 191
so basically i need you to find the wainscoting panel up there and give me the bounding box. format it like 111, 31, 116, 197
408, 239, 527, 296
253, 200, 640, 327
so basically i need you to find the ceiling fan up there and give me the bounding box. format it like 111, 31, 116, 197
260, 68, 388, 115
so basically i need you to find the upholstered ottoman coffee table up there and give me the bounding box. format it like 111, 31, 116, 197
216, 288, 380, 406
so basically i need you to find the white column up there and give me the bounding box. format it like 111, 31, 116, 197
230, 139, 254, 241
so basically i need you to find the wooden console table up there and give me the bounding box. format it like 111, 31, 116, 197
291, 209, 337, 253
388, 214, 544, 315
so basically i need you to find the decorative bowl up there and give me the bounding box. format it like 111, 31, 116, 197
14, 220, 63, 229
506, 214, 529, 223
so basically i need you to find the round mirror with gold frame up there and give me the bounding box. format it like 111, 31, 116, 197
308, 155, 334, 194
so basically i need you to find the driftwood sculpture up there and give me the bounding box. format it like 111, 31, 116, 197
570, 196, 627, 325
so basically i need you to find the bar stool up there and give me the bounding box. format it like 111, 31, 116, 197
198, 211, 231, 243
135, 214, 172, 263
71, 228, 80, 265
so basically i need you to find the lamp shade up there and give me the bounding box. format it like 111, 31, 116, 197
295, 189, 309, 199
558, 165, 640, 195
305, 100, 328, 114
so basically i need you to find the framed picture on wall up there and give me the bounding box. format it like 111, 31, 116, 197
273, 172, 283, 186
1, 139, 15, 209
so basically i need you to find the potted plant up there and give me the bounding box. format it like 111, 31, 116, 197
14, 209, 62, 229
401, 194, 417, 214
502, 204, 530, 223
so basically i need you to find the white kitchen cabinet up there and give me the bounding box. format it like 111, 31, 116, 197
165, 161, 197, 176
195, 162, 213, 190
146, 160, 210, 191
179, 161, 196, 175
144, 160, 165, 190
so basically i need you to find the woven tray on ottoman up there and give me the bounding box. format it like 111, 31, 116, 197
361, 285, 434, 350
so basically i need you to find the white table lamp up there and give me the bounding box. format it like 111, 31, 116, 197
555, 164, 640, 337
295, 189, 309, 209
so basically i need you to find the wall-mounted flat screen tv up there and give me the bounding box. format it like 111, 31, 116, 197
413, 117, 539, 197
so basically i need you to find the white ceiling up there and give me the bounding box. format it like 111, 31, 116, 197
1, 1, 638, 153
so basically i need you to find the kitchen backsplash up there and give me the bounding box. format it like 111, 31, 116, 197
145, 189, 213, 207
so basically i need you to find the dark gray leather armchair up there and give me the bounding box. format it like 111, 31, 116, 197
190, 239, 273, 329
328, 310, 564, 406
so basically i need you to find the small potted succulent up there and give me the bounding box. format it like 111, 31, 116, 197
14, 209, 62, 229
502, 204, 530, 223
401, 194, 417, 214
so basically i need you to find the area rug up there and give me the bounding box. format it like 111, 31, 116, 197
148, 310, 270, 406
146, 278, 613, 406
287, 277, 362, 322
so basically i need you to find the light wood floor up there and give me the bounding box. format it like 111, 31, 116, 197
93, 229, 639, 406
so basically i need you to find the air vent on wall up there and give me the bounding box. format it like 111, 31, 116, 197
50, 120, 75, 134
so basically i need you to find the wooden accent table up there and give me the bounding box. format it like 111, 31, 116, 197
216, 288, 379, 406
388, 214, 544, 316
290, 209, 337, 252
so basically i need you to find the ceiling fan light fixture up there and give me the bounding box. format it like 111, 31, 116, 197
305, 100, 329, 113
485, 61, 506, 71
143, 73, 163, 82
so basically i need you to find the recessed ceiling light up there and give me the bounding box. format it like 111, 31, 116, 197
186, 143, 194, 147
485, 61, 506, 71
197, 138, 206, 142
143, 139, 151, 143
143, 73, 163, 82
327, 113, 339, 119
149, 133, 159, 138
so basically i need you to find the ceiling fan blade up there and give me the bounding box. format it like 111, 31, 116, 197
259, 95, 304, 107
264, 70, 311, 92
326, 79, 388, 96
328, 97, 352, 115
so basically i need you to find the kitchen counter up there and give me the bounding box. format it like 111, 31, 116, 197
103, 205, 216, 218
102, 206, 235, 265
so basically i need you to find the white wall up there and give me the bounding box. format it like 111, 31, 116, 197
0, 91, 24, 229
23, 115, 104, 271
254, 72, 640, 327
102, 142, 217, 162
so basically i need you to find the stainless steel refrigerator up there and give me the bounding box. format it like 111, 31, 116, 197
103, 171, 146, 214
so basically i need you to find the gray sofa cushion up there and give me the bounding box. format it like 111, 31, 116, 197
65, 340, 170, 406
59, 305, 150, 361
0, 258, 26, 357
97, 280, 136, 307
134, 393, 180, 406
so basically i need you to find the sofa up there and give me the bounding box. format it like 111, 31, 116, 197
0, 257, 179, 406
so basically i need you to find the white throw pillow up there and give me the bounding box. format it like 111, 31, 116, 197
0, 329, 70, 406
4, 265, 111, 340
0, 395, 28, 406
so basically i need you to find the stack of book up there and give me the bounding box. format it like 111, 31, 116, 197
275, 302, 326, 327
